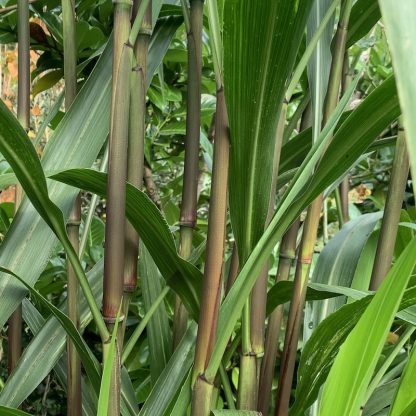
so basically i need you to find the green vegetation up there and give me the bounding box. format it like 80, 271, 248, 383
0, 0, 416, 415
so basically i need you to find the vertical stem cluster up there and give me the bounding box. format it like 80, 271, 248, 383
173, 0, 204, 347
8, 0, 30, 375
370, 117, 409, 290
103, 0, 132, 413
275, 1, 353, 414
61, 1, 81, 413
122, 0, 152, 339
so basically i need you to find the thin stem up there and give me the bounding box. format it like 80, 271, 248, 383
8, 0, 30, 376
79, 146, 109, 258
219, 363, 235, 410
121, 285, 170, 364
61, 0, 81, 413
370, 117, 409, 290
364, 326, 415, 405
338, 52, 353, 224
275, 1, 353, 414
121, 0, 151, 343
173, 0, 204, 347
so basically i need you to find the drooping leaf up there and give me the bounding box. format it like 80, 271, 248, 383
0, 16, 181, 330
224, 0, 313, 262
0, 267, 101, 393
51, 169, 202, 317
305, 212, 382, 340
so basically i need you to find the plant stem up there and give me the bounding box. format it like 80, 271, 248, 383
338, 52, 353, 224
370, 117, 409, 290
79, 146, 109, 258
143, 164, 163, 210
173, 0, 204, 347
121, 285, 170, 364
257, 218, 300, 415
364, 325, 415, 405
8, 0, 30, 376
193, 86, 229, 378
103, 0, 132, 413
61, 1, 81, 413
225, 244, 239, 294
275, 2, 353, 414
121, 0, 151, 343
103, 0, 131, 325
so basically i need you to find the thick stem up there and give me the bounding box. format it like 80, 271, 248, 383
8, 0, 30, 376
192, 376, 214, 416
173, 0, 204, 346
370, 118, 409, 290
121, 0, 151, 342
258, 218, 300, 415
103, 0, 131, 323
275, 2, 353, 414
193, 87, 229, 378
103, 1, 132, 413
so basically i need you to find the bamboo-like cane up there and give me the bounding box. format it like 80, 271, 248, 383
8, 0, 30, 376
173, 0, 204, 347
121, 0, 152, 342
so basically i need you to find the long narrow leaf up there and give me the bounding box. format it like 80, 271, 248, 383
319, 237, 416, 415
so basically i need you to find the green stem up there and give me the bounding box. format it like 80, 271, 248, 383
121, 0, 152, 343
61, 0, 81, 413
8, 0, 30, 376
79, 146, 109, 258
219, 363, 235, 410
370, 117, 409, 290
363, 326, 415, 405
121, 285, 170, 364
173, 0, 204, 347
